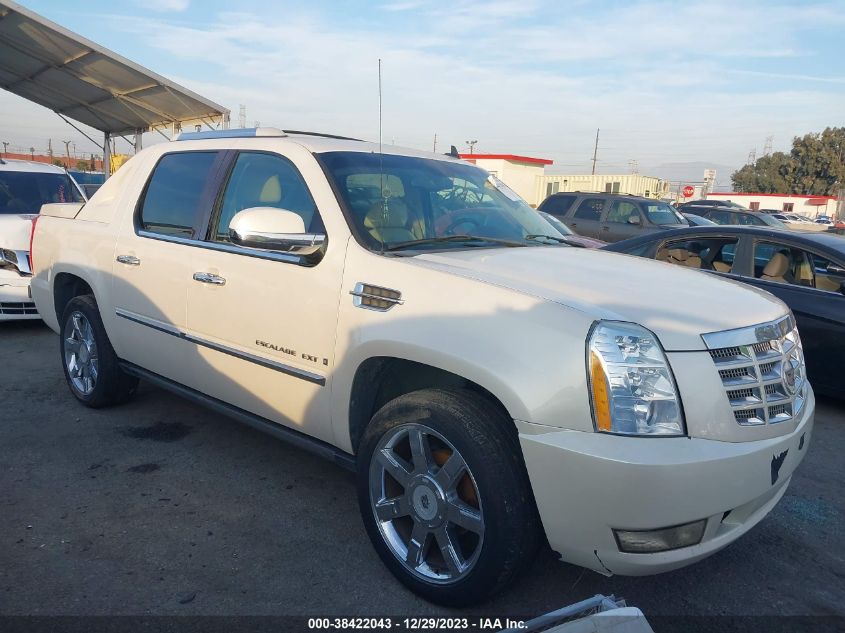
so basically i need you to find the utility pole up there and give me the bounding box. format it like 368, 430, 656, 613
238, 104, 247, 129
29, 147, 35, 161
628, 159, 639, 175
466, 139, 478, 154
763, 136, 773, 156
48, 139, 54, 160
1, 141, 8, 157
747, 148, 757, 165
591, 128, 600, 175
432, 133, 437, 153
62, 140, 72, 168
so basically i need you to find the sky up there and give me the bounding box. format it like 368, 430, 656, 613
2, 0, 844, 185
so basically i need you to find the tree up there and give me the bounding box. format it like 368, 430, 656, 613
731, 152, 794, 193
731, 126, 845, 195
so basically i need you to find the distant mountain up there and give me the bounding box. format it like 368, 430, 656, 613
645, 162, 739, 189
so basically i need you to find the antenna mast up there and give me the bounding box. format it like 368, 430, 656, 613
591, 128, 600, 175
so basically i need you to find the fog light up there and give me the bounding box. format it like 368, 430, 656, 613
614, 519, 706, 553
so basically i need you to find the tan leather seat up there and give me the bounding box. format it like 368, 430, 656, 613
364, 199, 424, 243
713, 261, 731, 272
666, 248, 689, 266
795, 259, 814, 286
761, 252, 790, 283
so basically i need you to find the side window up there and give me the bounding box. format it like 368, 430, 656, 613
606, 200, 641, 224
139, 152, 219, 237
736, 213, 764, 226
572, 197, 605, 221
809, 252, 845, 292
214, 152, 321, 241
656, 238, 737, 271
754, 241, 814, 286
540, 195, 576, 215
707, 210, 731, 224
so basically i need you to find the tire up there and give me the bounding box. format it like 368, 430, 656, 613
60, 295, 138, 408
357, 388, 540, 606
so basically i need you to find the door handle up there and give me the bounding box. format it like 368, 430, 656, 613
116, 255, 140, 266
192, 272, 226, 286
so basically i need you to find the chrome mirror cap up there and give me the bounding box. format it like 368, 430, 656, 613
228, 206, 326, 258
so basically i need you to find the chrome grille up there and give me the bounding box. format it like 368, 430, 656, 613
0, 301, 38, 315
705, 315, 807, 426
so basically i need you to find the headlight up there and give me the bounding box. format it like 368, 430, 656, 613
588, 321, 685, 436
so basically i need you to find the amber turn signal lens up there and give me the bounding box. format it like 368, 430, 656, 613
590, 350, 612, 432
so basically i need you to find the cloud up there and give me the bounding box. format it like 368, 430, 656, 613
134, 0, 190, 12
3, 0, 842, 171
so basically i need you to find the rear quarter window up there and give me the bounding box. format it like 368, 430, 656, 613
539, 195, 576, 215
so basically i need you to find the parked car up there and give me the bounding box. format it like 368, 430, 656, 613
676, 199, 748, 211
683, 212, 717, 226
538, 211, 605, 247
0, 158, 85, 320
31, 128, 814, 604
685, 206, 789, 229
604, 225, 845, 397
815, 216, 833, 225
538, 192, 688, 242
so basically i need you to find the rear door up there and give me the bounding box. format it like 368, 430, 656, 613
744, 239, 845, 395
601, 199, 645, 242
111, 150, 228, 386
564, 197, 606, 238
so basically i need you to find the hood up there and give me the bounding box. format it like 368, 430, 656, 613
405, 246, 788, 351
0, 214, 37, 251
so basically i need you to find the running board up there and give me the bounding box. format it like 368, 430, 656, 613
118, 361, 356, 471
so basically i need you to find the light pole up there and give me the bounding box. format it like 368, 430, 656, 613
465, 140, 478, 155
2, 141, 8, 157
29, 147, 35, 161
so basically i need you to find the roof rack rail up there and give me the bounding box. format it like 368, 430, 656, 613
174, 127, 286, 141
282, 130, 363, 141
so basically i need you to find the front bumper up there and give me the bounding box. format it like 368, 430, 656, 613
519, 387, 814, 576
0, 271, 39, 320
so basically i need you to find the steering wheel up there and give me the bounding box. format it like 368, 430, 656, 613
444, 216, 482, 235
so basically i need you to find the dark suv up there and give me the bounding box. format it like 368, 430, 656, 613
684, 206, 787, 229
537, 192, 688, 242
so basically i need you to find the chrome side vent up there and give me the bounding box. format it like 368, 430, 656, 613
350, 282, 404, 312
704, 315, 807, 427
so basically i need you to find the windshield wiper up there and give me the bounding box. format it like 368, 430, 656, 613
384, 235, 527, 251
524, 234, 583, 247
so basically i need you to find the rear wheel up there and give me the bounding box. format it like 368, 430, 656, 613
60, 295, 138, 408
357, 389, 540, 605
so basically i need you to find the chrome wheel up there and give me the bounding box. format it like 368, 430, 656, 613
369, 423, 484, 584
64, 310, 98, 396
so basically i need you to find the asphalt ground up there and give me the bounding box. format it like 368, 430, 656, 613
1, 320, 843, 629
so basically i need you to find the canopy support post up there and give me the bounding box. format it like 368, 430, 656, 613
134, 129, 143, 153
103, 131, 111, 180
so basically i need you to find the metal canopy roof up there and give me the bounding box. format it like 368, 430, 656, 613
0, 0, 229, 136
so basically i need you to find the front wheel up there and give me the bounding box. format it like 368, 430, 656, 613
357, 389, 540, 606
60, 295, 138, 408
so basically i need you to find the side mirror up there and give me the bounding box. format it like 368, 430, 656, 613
827, 263, 845, 276
229, 207, 326, 260
628, 215, 641, 225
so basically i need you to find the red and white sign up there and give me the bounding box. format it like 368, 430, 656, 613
682, 186, 695, 198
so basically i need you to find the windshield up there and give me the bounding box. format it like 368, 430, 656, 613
319, 152, 566, 251
0, 170, 83, 214
644, 201, 685, 225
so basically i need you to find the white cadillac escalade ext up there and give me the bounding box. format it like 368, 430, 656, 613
31, 128, 814, 605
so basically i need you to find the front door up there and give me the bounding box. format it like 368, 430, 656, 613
184, 151, 345, 444
602, 199, 644, 242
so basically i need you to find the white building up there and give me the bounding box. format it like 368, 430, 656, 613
459, 154, 553, 205
459, 153, 669, 206
537, 174, 670, 204
706, 193, 839, 219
